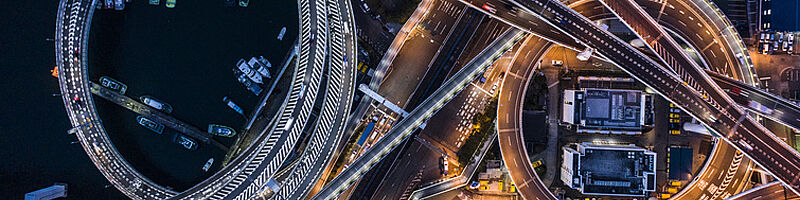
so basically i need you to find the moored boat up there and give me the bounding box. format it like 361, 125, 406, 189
114, 0, 125, 10
140, 95, 173, 113
277, 27, 286, 40
249, 57, 271, 78
236, 59, 263, 84
149, 0, 159, 5
237, 74, 263, 95
202, 158, 214, 171
238, 0, 249, 7
208, 124, 236, 137
99, 76, 128, 94
166, 0, 176, 8
223, 96, 245, 115
173, 134, 198, 150
137, 115, 164, 134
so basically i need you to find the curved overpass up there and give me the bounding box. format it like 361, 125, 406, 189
55, 0, 175, 198
270, 0, 357, 199
572, 1, 757, 199
496, 35, 555, 200
56, 0, 355, 199
483, 0, 766, 199
514, 0, 800, 196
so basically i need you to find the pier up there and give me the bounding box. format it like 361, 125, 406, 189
89, 82, 229, 151
244, 40, 300, 131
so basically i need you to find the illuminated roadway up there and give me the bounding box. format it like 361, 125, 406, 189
55, 0, 175, 198
708, 70, 800, 131
56, 0, 355, 199
728, 181, 800, 200
269, 0, 356, 198
495, 34, 556, 200
312, 28, 525, 200
459, 0, 799, 199
509, 0, 800, 195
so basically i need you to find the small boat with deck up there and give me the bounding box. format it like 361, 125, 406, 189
208, 124, 236, 137
223, 96, 244, 115
149, 0, 159, 5
100, 76, 128, 94
173, 134, 198, 150
236, 59, 263, 84
249, 57, 271, 79
258, 56, 272, 68
203, 158, 214, 171
137, 115, 164, 134
166, 0, 176, 8
239, 0, 249, 7
237, 74, 263, 95
114, 0, 125, 10
140, 95, 173, 113
104, 0, 114, 9
277, 27, 286, 40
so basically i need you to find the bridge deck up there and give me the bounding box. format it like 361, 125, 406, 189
90, 82, 229, 151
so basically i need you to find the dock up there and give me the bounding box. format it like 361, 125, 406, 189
90, 82, 229, 151
244, 40, 299, 131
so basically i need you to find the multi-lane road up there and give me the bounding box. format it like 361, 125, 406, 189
510, 0, 800, 195
496, 34, 556, 200
56, 0, 356, 199
729, 181, 800, 200
312, 28, 525, 200
56, 0, 176, 198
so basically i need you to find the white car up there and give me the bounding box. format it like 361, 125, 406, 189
489, 83, 498, 95
552, 60, 563, 66
361, 3, 370, 13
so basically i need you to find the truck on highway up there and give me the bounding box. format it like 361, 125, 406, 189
748, 100, 775, 114
283, 118, 294, 131
738, 140, 754, 151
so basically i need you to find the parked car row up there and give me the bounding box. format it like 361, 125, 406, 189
758, 31, 796, 55
668, 103, 681, 135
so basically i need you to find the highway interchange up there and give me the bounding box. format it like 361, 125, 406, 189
55, 0, 800, 199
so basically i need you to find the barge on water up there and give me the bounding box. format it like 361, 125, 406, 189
99, 76, 127, 94
173, 134, 198, 150
137, 115, 164, 134
140, 95, 173, 113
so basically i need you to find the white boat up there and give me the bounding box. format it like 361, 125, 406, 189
202, 158, 214, 171
236, 59, 263, 84
277, 27, 286, 40
114, 0, 125, 10
258, 56, 272, 68
249, 57, 271, 78
140, 96, 173, 113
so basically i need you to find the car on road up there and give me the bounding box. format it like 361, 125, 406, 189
482, 3, 497, 14
310, 33, 316, 46
531, 160, 543, 168
551, 60, 563, 66
439, 156, 449, 175
489, 83, 498, 95
469, 181, 480, 189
